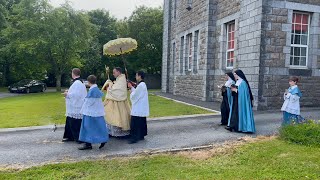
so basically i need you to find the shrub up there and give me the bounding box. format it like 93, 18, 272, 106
279, 120, 320, 147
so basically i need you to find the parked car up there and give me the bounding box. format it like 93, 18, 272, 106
69, 79, 90, 88
83, 80, 90, 88
8, 79, 47, 93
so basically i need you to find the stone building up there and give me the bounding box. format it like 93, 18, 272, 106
162, 0, 320, 110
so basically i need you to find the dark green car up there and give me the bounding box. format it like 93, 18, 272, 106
8, 79, 47, 93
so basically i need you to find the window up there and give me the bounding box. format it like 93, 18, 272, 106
226, 22, 235, 69
290, 12, 310, 68
172, 42, 176, 74
194, 30, 199, 73
187, 34, 193, 71
180, 36, 184, 73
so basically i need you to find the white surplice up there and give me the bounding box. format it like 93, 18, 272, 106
130, 82, 150, 117
65, 80, 87, 119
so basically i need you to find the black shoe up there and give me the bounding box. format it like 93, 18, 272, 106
78, 144, 92, 150
99, 143, 106, 149
62, 138, 74, 142
128, 139, 137, 144
225, 127, 232, 132
139, 137, 145, 141
76, 141, 84, 144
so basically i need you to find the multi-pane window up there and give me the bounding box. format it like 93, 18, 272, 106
193, 30, 199, 73
187, 34, 193, 71
172, 42, 176, 74
226, 22, 235, 69
180, 36, 184, 73
290, 12, 310, 67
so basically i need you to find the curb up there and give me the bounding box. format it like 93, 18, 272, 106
0, 114, 219, 133
150, 93, 220, 113
148, 113, 219, 121
0, 125, 65, 133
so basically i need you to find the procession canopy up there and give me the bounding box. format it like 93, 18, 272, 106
103, 38, 138, 56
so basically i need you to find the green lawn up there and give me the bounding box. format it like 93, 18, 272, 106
0, 92, 212, 128
1, 139, 319, 179
0, 87, 7, 92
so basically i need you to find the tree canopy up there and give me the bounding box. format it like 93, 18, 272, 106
0, 0, 163, 90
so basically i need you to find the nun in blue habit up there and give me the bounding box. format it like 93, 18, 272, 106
220, 72, 236, 125
226, 70, 256, 133
78, 75, 109, 150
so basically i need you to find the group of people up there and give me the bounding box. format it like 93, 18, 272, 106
61, 66, 303, 150
220, 70, 303, 132
219, 70, 256, 133
62, 67, 149, 150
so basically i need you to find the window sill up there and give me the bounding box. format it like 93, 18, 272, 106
289, 66, 308, 70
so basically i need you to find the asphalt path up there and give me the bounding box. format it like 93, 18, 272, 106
1, 109, 319, 168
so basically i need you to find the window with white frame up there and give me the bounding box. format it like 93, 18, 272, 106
193, 30, 199, 73
187, 33, 193, 71
172, 42, 176, 74
180, 36, 184, 73
226, 22, 235, 69
290, 12, 310, 68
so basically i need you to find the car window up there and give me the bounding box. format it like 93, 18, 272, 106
19, 79, 31, 84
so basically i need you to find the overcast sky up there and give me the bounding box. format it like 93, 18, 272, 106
49, 0, 163, 19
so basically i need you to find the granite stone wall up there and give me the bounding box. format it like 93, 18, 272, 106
162, 0, 320, 110
259, 0, 320, 110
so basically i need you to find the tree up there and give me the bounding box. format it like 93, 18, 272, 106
81, 9, 118, 84
126, 6, 163, 75
41, 4, 93, 91
0, 0, 45, 86
3, 0, 93, 90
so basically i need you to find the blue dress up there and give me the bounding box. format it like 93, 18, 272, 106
282, 87, 304, 125
79, 86, 109, 144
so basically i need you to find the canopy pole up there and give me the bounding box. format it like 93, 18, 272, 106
120, 48, 129, 79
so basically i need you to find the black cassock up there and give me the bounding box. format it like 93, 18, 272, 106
130, 116, 148, 141
63, 117, 82, 141
220, 86, 230, 125
228, 91, 239, 132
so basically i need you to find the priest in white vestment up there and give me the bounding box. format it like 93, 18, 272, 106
103, 67, 131, 137
62, 68, 87, 142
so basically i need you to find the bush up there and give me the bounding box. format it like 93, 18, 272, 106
279, 120, 320, 147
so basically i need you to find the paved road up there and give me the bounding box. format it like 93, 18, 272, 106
1, 110, 319, 168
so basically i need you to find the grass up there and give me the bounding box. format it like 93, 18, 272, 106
280, 120, 320, 147
1, 138, 319, 179
0, 87, 7, 92
0, 92, 212, 128
0, 93, 65, 128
